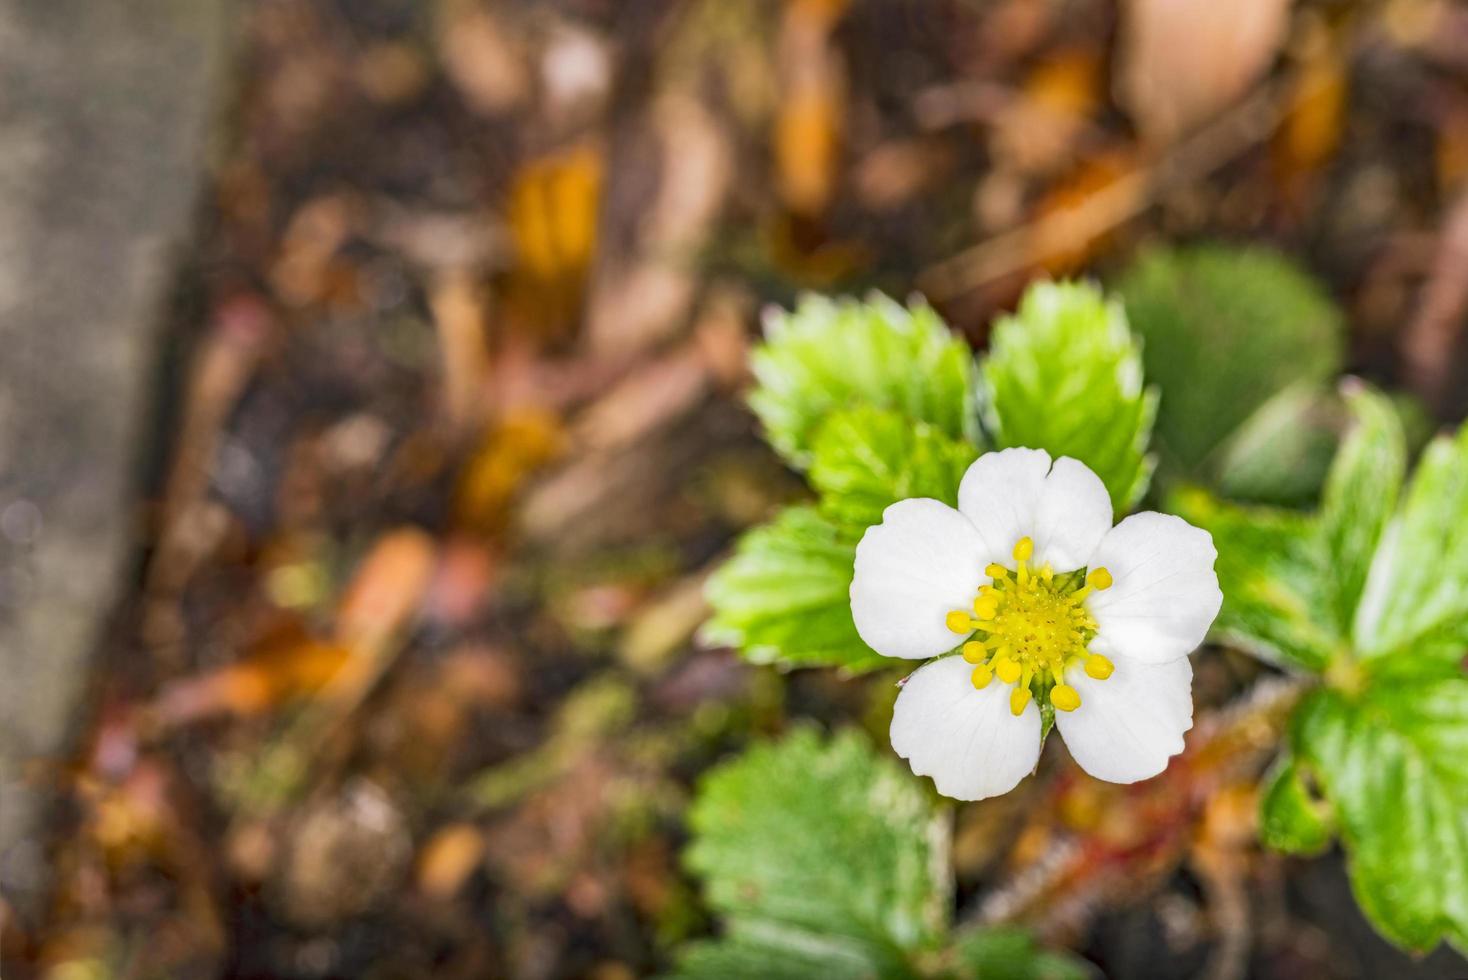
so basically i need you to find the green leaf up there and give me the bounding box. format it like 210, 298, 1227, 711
704, 507, 889, 673
1169, 488, 1336, 673
1213, 384, 1343, 507
1258, 754, 1334, 855
948, 928, 1093, 980
809, 406, 979, 530
684, 728, 951, 967
1117, 244, 1343, 478
982, 281, 1156, 510
1317, 383, 1406, 638
1177, 411, 1468, 955
1352, 423, 1468, 662
750, 293, 979, 469
667, 921, 917, 980
1291, 678, 1468, 952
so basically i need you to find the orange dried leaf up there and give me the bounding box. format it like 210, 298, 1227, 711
453, 408, 566, 532
1275, 26, 1347, 182
333, 528, 437, 654
508, 143, 603, 284
1025, 49, 1102, 118
154, 632, 353, 724
1029, 150, 1141, 274
417, 823, 487, 899
776, 91, 842, 216
775, 0, 848, 215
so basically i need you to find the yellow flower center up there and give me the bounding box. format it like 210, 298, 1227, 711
946, 536, 1115, 715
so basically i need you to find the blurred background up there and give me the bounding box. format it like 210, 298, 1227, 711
2, 0, 1467, 977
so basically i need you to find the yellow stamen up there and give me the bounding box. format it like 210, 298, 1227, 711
946, 537, 1116, 714
1050, 683, 1081, 712
1084, 653, 1114, 680
993, 656, 1021, 684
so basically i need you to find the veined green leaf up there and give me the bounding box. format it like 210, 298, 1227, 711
947, 927, 1093, 980
750, 293, 978, 469
703, 507, 888, 673
1292, 677, 1468, 952
1169, 488, 1335, 672
1317, 383, 1406, 638
666, 920, 918, 980
983, 281, 1155, 510
685, 729, 950, 964
1353, 423, 1468, 662
809, 406, 978, 531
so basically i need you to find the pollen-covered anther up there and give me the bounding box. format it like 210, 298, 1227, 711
1009, 686, 1031, 716
993, 656, 1021, 684
973, 594, 1000, 620
1051, 683, 1081, 712
1084, 653, 1114, 680
971, 664, 993, 689
946, 610, 976, 634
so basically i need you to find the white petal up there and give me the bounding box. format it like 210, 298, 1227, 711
889, 656, 1041, 801
1054, 653, 1193, 784
850, 498, 989, 660
957, 447, 1050, 557
1086, 512, 1222, 664
1032, 456, 1113, 570
957, 449, 1112, 571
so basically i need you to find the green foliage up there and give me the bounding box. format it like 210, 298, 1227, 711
1316, 383, 1405, 637
982, 281, 1156, 509
1180, 389, 1468, 953
1290, 679, 1468, 951
1212, 385, 1343, 506
1352, 424, 1468, 664
809, 406, 978, 530
703, 507, 888, 673
1171, 489, 1334, 672
672, 921, 913, 980
668, 729, 1090, 980
749, 293, 979, 468
715, 299, 985, 674
679, 728, 948, 977
713, 284, 1170, 671
686, 728, 949, 953
948, 928, 1093, 980
1172, 385, 1411, 673
1117, 244, 1344, 482
1258, 756, 1333, 855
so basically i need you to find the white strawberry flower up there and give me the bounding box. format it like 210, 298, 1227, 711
851, 447, 1222, 801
